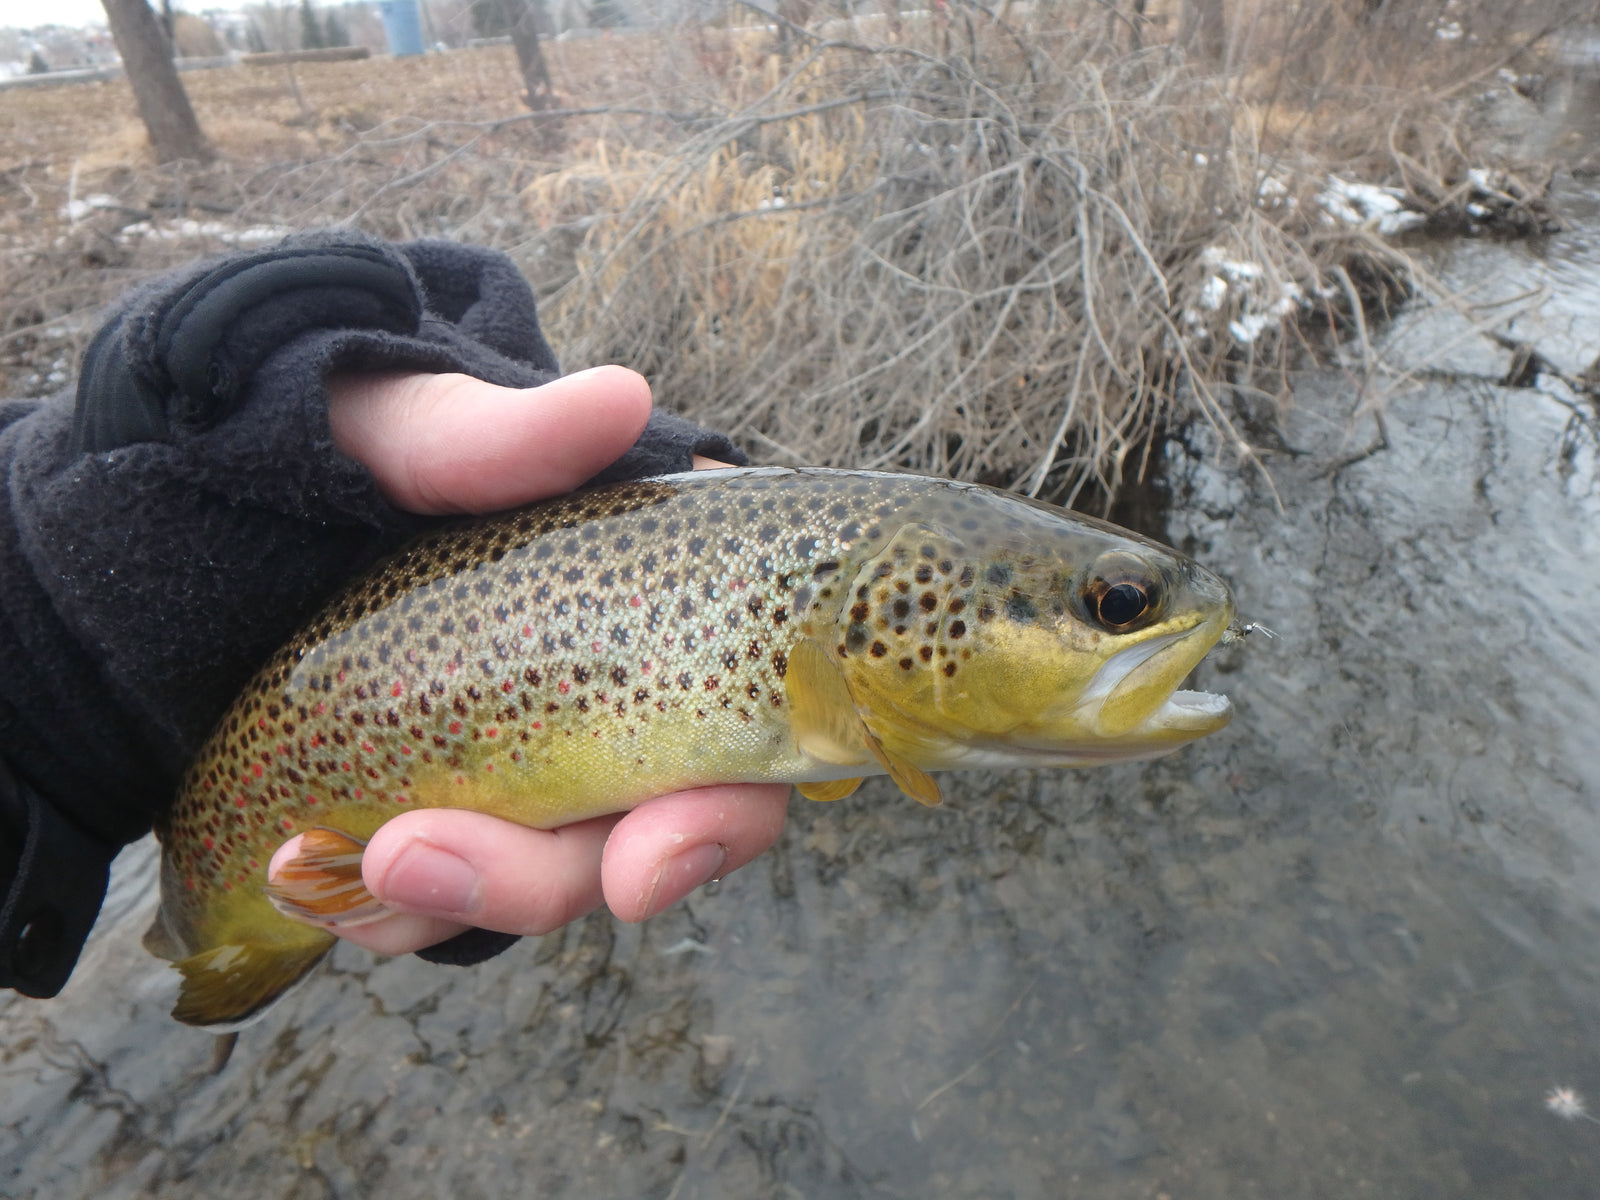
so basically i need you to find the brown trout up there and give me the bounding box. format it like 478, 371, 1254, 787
147, 467, 1237, 1026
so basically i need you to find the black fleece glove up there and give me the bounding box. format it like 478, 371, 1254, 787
0, 231, 744, 997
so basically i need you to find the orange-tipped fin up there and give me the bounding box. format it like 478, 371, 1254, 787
265, 827, 389, 928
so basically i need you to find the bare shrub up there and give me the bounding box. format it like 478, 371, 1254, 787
0, 0, 1584, 499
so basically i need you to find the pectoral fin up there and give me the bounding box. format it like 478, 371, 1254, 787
265, 827, 390, 927
797, 778, 865, 802
784, 638, 873, 766
786, 637, 941, 806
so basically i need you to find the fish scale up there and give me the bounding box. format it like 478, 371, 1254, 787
147, 466, 1238, 1026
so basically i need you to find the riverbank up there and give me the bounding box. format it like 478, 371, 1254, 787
0, 3, 1579, 501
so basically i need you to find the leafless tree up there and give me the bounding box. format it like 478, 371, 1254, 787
100, 0, 212, 162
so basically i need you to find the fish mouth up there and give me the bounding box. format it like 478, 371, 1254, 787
1078, 624, 1233, 739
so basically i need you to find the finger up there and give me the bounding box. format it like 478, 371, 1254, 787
601, 784, 791, 923
360, 808, 622, 936
264, 810, 622, 956
328, 365, 652, 514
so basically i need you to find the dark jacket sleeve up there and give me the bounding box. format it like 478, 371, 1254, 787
0, 230, 746, 998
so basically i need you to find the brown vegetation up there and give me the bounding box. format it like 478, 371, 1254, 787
0, 1, 1581, 501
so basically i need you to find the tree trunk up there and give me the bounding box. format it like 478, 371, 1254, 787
100, 0, 212, 163
508, 0, 554, 111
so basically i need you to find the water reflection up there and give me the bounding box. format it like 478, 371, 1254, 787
6, 212, 1600, 1200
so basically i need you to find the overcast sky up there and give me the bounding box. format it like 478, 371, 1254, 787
5, 0, 112, 32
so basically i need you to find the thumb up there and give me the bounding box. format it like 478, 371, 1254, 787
328, 365, 653, 514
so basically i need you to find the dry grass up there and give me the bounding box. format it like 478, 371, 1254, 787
0, 1, 1579, 500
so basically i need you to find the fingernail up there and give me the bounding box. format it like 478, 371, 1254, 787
553, 365, 608, 385
644, 843, 727, 919
379, 842, 480, 916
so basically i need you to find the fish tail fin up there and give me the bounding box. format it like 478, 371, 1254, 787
171, 931, 335, 1028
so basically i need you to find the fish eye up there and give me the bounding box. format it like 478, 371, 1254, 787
1097, 583, 1149, 627
1081, 554, 1163, 632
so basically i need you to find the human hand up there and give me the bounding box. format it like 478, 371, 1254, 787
267, 368, 790, 954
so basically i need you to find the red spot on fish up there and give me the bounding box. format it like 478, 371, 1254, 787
485, 763, 495, 772
523, 624, 533, 638
401, 745, 412, 756
185, 877, 195, 891
315, 702, 327, 715
558, 681, 570, 694
501, 680, 514, 694
353, 788, 363, 799
248, 859, 259, 869
531, 721, 542, 731
445, 660, 458, 675
630, 595, 643, 607
361, 742, 375, 754
455, 774, 465, 786
281, 818, 293, 831
592, 641, 603, 652
392, 682, 403, 697
252, 763, 263, 778
310, 734, 323, 747
642, 660, 653, 674
235, 796, 246, 809
395, 794, 408, 804
486, 727, 498, 738
341, 761, 352, 772
337, 670, 346, 683
277, 743, 289, 756
258, 717, 268, 730
305, 795, 318, 805
449, 720, 462, 735
203, 837, 214, 850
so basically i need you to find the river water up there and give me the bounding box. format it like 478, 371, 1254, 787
5, 197, 1600, 1200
